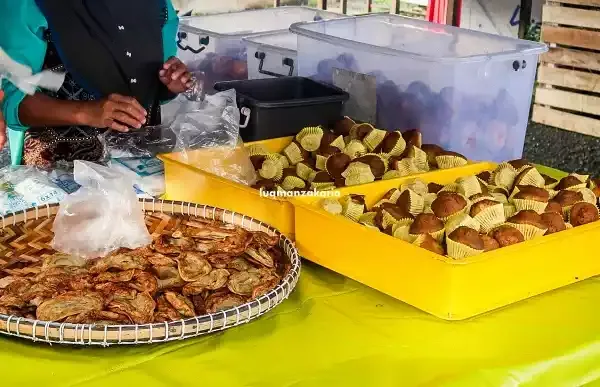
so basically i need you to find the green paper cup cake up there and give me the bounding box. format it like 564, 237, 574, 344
446, 226, 485, 259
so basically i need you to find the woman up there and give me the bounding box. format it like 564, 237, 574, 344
0, 0, 192, 167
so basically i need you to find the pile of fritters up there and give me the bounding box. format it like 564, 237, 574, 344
0, 215, 289, 325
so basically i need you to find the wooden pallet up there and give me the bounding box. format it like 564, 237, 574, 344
533, 0, 600, 137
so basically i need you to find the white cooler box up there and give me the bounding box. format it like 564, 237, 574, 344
290, 14, 547, 163
177, 7, 343, 92
244, 31, 298, 79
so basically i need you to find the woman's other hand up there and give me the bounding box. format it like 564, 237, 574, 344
0, 90, 6, 150
80, 94, 147, 132
159, 57, 194, 94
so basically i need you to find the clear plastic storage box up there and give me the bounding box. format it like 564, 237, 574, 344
244, 31, 298, 79
177, 7, 342, 92
290, 15, 547, 162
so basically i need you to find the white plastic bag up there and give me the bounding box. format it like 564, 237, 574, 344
51, 161, 151, 259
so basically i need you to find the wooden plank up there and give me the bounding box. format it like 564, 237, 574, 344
548, 0, 600, 6
541, 47, 600, 72
532, 105, 600, 137
537, 66, 600, 93
535, 87, 600, 116
391, 0, 400, 14
543, 5, 600, 29
542, 26, 600, 51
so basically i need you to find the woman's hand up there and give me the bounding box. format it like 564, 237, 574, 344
159, 57, 194, 94
0, 90, 6, 150
80, 94, 147, 132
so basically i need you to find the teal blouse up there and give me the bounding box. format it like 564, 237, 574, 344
0, 0, 179, 164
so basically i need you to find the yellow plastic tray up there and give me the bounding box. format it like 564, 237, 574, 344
291, 162, 600, 320
159, 137, 297, 237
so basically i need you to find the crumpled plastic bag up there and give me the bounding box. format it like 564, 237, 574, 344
51, 160, 151, 259
0, 166, 67, 216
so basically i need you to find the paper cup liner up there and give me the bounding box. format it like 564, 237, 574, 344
394, 158, 420, 177
266, 153, 290, 169
503, 203, 517, 219
276, 185, 287, 193
321, 198, 343, 215
435, 155, 468, 169
571, 173, 589, 184
544, 181, 559, 190
342, 200, 365, 222
516, 168, 546, 188
446, 238, 484, 259
410, 228, 445, 243
506, 222, 547, 240
343, 140, 367, 158
457, 176, 483, 198
345, 171, 375, 186
383, 171, 403, 180
439, 183, 461, 194
562, 205, 574, 220
296, 126, 323, 142
359, 212, 378, 227
312, 182, 336, 191
299, 134, 323, 152
349, 123, 374, 140
373, 199, 392, 209
283, 143, 304, 165
383, 188, 402, 203
259, 159, 283, 181
363, 129, 387, 152
512, 198, 547, 214
566, 223, 574, 229
470, 195, 496, 205
400, 179, 429, 196
409, 147, 430, 172
576, 188, 597, 204
496, 162, 518, 173
381, 211, 404, 229
489, 185, 509, 196
422, 193, 438, 214
490, 165, 517, 189
342, 162, 372, 178
247, 144, 269, 157
363, 153, 389, 174
477, 176, 490, 188
473, 203, 506, 233
393, 224, 415, 242
307, 171, 319, 183
491, 192, 508, 203
330, 135, 347, 151
401, 188, 425, 216
440, 207, 469, 223
444, 213, 481, 234
315, 155, 328, 171
281, 176, 306, 191
296, 163, 316, 181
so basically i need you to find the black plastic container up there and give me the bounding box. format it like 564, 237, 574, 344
214, 77, 349, 142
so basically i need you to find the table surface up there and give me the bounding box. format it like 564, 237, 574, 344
2, 165, 600, 387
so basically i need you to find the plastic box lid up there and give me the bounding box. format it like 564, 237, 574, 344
180, 6, 343, 38
290, 14, 547, 63
243, 31, 298, 56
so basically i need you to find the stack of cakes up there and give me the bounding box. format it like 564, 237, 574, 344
320, 160, 600, 259
248, 117, 467, 193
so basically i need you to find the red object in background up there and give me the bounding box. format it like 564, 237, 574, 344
427, 0, 462, 27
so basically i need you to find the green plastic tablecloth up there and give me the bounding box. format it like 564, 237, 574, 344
1, 261, 600, 387
2, 165, 600, 387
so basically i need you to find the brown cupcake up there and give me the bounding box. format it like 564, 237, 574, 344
431, 193, 468, 219
282, 167, 299, 179
252, 179, 276, 192
554, 190, 584, 208
354, 155, 387, 179
332, 117, 355, 136
334, 178, 346, 188
590, 178, 600, 198
409, 213, 444, 235
402, 129, 422, 149
514, 185, 550, 202
375, 131, 404, 154
383, 225, 395, 236
570, 202, 600, 227
480, 234, 500, 252
353, 123, 374, 141
325, 153, 352, 179
470, 199, 500, 218
508, 210, 547, 229
477, 171, 491, 184
421, 144, 444, 168
448, 226, 484, 250
312, 171, 333, 183
374, 203, 414, 230
556, 175, 586, 191
541, 212, 567, 235
415, 234, 445, 255
491, 225, 524, 247
428, 182, 444, 194
545, 200, 563, 215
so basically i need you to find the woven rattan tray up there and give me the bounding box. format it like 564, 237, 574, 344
0, 200, 301, 346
